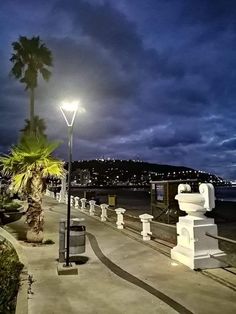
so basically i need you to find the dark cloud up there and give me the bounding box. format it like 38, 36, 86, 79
0, 0, 235, 178
220, 138, 236, 150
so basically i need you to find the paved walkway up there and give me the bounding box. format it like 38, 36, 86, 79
5, 197, 236, 314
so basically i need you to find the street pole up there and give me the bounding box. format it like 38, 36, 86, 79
65, 125, 73, 267
60, 100, 82, 268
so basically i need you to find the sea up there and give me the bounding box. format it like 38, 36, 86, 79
215, 186, 236, 202
71, 186, 236, 213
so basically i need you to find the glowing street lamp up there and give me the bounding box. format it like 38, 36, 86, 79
60, 100, 79, 267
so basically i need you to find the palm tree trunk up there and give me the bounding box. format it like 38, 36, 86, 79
26, 171, 44, 242
29, 88, 35, 133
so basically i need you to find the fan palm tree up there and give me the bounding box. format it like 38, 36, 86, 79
0, 135, 64, 243
10, 36, 53, 132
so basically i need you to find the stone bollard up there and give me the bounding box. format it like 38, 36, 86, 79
56, 192, 60, 202
115, 208, 126, 229
74, 196, 80, 208
80, 198, 87, 211
70, 195, 75, 207
100, 204, 108, 222
89, 200, 96, 216
139, 214, 153, 241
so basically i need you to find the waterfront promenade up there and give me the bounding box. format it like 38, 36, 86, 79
4, 197, 236, 314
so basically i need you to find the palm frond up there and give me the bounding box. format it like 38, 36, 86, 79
10, 36, 53, 90
40, 68, 51, 81
11, 172, 32, 193
0, 134, 64, 194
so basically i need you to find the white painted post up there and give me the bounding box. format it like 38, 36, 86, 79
65, 192, 68, 204
74, 197, 80, 208
139, 214, 153, 241
70, 195, 75, 207
115, 208, 126, 229
89, 200, 96, 216
100, 204, 108, 222
81, 198, 87, 211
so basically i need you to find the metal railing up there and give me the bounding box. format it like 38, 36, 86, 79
205, 232, 236, 245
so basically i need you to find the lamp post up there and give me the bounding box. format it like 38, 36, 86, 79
60, 101, 78, 267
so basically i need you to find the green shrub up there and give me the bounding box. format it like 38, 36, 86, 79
0, 194, 22, 212
0, 240, 24, 313
2, 202, 22, 212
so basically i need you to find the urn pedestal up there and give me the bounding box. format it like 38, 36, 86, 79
171, 215, 225, 269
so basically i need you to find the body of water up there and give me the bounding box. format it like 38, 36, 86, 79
215, 187, 236, 202
70, 186, 236, 213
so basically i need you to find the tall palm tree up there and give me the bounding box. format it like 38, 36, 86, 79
0, 135, 64, 243
10, 36, 53, 132
20, 115, 47, 138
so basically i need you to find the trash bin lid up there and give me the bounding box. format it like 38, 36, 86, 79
70, 225, 86, 231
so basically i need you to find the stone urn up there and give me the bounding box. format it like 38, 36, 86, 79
171, 183, 225, 269
175, 183, 215, 217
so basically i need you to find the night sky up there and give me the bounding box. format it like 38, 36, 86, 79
0, 0, 236, 179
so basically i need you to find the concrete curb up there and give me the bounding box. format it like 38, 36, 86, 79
0, 227, 28, 314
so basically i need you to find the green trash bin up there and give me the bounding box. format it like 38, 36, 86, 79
108, 195, 117, 207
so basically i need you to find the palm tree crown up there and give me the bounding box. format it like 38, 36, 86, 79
10, 36, 53, 129
0, 135, 64, 193
10, 36, 52, 90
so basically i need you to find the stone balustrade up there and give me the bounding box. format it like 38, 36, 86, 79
56, 192, 60, 202
80, 198, 87, 211
100, 204, 108, 222
89, 200, 96, 216
46, 190, 156, 242
70, 195, 75, 207
139, 214, 153, 241
74, 196, 80, 208
115, 208, 126, 229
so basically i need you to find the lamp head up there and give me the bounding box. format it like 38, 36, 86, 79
61, 100, 79, 112
60, 100, 79, 127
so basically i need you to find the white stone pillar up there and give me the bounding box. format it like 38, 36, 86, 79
81, 198, 87, 211
74, 197, 80, 208
70, 195, 75, 207
56, 192, 60, 202
100, 204, 108, 222
139, 214, 153, 241
115, 208, 126, 229
89, 200, 96, 216
65, 193, 68, 204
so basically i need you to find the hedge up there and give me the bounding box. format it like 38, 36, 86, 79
0, 240, 24, 314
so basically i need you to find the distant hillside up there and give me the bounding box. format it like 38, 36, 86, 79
68, 159, 228, 186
